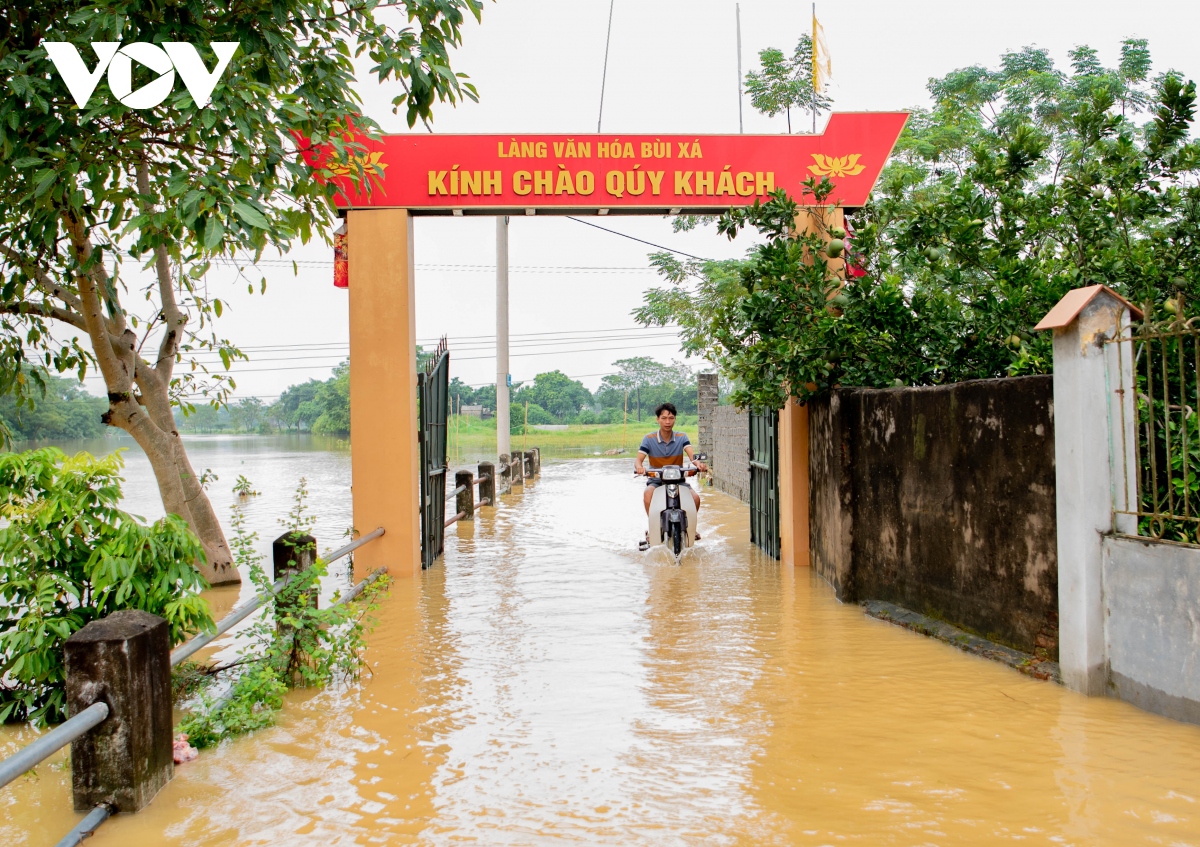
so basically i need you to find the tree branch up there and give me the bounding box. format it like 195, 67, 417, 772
62, 211, 135, 394
137, 158, 187, 385
0, 299, 87, 330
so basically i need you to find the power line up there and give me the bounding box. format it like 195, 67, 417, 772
150, 341, 687, 375
565, 216, 711, 261
211, 258, 658, 274
181, 333, 681, 363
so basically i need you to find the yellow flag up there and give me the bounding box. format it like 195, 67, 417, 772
812, 13, 832, 94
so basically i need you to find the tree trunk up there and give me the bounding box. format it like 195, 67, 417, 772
63, 208, 239, 587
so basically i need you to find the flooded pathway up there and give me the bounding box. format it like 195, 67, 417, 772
6, 459, 1200, 845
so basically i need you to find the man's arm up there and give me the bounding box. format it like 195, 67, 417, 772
635, 450, 649, 474
684, 444, 708, 472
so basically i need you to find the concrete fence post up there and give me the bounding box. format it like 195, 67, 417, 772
455, 470, 475, 520
1036, 285, 1141, 695
512, 453, 524, 487
65, 610, 173, 812
498, 453, 511, 494
273, 532, 318, 629
531, 447, 541, 475
522, 450, 536, 478
478, 461, 495, 505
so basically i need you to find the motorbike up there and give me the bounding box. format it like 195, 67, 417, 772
638, 459, 703, 562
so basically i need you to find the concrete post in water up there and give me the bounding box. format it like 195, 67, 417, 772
1035, 285, 1141, 696
531, 447, 541, 475
478, 461, 495, 505
523, 450, 536, 479
273, 531, 319, 628
65, 610, 173, 812
455, 470, 475, 520
512, 453, 524, 487
498, 453, 511, 494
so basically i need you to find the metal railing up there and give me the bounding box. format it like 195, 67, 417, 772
0, 702, 109, 791
171, 526, 386, 666
1107, 314, 1200, 542
0, 526, 388, 843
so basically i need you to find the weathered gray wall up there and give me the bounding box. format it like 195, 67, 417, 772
1103, 535, 1200, 725
809, 376, 1059, 657
711, 405, 750, 503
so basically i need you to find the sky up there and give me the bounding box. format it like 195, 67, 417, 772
81, 0, 1200, 400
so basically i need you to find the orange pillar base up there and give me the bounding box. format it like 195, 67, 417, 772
347, 209, 422, 579
777, 399, 810, 568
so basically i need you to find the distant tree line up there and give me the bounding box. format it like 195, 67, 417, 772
0, 371, 108, 442
450, 356, 702, 430
3, 355, 703, 442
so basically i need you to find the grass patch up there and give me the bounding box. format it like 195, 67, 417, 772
447, 415, 700, 461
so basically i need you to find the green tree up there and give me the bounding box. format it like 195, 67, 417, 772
270, 379, 323, 431
0, 447, 213, 724
744, 35, 831, 134
513, 370, 592, 421
229, 396, 267, 433
0, 0, 484, 584
641, 40, 1200, 410
312, 360, 350, 436
0, 370, 107, 440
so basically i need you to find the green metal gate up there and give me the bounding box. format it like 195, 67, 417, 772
749, 409, 780, 559
418, 338, 449, 569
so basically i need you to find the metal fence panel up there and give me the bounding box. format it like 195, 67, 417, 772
749, 409, 780, 559
419, 339, 450, 568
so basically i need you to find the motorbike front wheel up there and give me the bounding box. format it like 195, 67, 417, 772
671, 523, 683, 557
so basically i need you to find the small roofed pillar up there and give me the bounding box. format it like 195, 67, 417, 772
1035, 285, 1141, 696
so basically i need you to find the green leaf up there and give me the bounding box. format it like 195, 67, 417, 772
232, 201, 271, 230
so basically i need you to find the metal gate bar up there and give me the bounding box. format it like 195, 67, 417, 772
749, 409, 780, 559
418, 338, 450, 569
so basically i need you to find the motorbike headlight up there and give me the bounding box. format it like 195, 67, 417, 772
661, 467, 682, 482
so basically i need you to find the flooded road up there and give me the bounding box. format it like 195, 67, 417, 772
6, 458, 1200, 845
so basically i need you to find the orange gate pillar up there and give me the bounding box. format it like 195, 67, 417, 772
777, 400, 810, 569
347, 208, 422, 579
777, 205, 842, 568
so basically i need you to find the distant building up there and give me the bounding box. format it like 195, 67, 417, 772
461, 405, 491, 419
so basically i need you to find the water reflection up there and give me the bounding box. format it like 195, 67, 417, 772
3, 456, 1200, 845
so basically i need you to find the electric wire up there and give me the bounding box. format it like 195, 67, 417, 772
565, 216, 712, 261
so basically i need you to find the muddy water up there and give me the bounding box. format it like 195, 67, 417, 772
5, 459, 1200, 845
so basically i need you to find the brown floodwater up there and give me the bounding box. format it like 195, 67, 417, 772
4, 458, 1200, 845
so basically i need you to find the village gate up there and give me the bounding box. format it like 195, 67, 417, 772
318, 113, 908, 577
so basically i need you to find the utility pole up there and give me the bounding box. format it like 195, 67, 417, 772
736, 3, 743, 133
496, 216, 510, 460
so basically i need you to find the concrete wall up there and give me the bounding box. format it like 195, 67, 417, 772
711, 405, 750, 503
1103, 535, 1200, 724
809, 376, 1059, 657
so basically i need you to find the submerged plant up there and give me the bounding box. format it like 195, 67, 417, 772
176, 476, 388, 747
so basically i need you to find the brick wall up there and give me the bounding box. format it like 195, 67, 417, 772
697, 373, 718, 458
711, 405, 749, 503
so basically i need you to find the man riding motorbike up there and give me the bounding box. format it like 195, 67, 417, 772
634, 403, 707, 530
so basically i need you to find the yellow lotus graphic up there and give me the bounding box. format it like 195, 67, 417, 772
326, 150, 388, 177
808, 153, 866, 178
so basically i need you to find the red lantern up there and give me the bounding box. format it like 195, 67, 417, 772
333, 222, 348, 288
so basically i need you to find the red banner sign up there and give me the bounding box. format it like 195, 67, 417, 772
319, 112, 908, 213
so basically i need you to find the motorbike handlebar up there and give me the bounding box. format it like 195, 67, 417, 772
638, 467, 701, 477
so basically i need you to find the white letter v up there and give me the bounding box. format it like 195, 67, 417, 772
163, 42, 240, 109
42, 42, 120, 108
